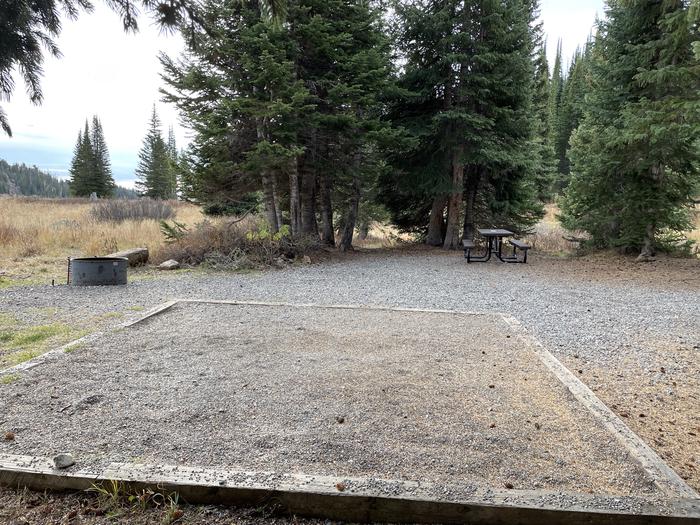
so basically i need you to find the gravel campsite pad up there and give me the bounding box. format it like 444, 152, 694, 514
0, 301, 669, 500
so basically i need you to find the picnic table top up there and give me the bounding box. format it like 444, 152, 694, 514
477, 228, 514, 237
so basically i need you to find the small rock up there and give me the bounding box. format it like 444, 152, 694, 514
335, 416, 345, 424
4, 431, 15, 441
504, 482, 514, 489
335, 482, 346, 492
53, 453, 75, 469
158, 259, 180, 271
534, 422, 541, 430
303, 255, 312, 264
488, 384, 495, 389
489, 423, 496, 428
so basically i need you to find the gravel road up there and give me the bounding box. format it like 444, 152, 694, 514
1, 249, 699, 490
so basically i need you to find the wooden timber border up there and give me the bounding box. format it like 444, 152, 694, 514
1, 299, 698, 524
1, 454, 699, 524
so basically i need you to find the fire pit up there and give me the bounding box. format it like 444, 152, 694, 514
68, 257, 128, 286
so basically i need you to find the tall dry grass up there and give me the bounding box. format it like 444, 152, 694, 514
0, 197, 204, 280
526, 203, 700, 256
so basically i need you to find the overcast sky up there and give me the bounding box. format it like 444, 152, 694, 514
0, 0, 605, 188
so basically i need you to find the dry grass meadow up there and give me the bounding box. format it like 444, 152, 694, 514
1, 197, 698, 288
0, 197, 205, 287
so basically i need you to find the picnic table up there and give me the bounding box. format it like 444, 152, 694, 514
463, 228, 531, 264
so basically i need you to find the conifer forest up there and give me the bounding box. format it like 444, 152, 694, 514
1, 0, 699, 256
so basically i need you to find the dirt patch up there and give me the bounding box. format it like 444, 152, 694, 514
563, 337, 700, 492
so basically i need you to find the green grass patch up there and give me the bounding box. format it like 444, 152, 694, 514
1, 374, 20, 384
0, 312, 17, 327
9, 324, 70, 347
64, 342, 85, 353
0, 322, 90, 368
94, 312, 125, 321
127, 306, 145, 312
7, 349, 42, 365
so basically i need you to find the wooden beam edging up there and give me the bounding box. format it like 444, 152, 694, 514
121, 299, 180, 328
499, 314, 699, 501
176, 298, 494, 318
1, 454, 698, 524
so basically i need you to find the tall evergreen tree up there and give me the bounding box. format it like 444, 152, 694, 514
167, 126, 178, 162
547, 39, 565, 166
90, 116, 115, 197
561, 0, 700, 258
135, 106, 178, 199
382, 0, 544, 248
532, 40, 557, 200
69, 122, 98, 197
162, 0, 392, 249
69, 118, 116, 197
552, 44, 592, 189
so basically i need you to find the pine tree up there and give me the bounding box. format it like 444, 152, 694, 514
90, 116, 116, 197
547, 39, 565, 169
167, 126, 178, 162
135, 106, 177, 199
69, 122, 99, 197
561, 0, 700, 258
68, 118, 116, 198
532, 40, 557, 201
162, 0, 392, 249
552, 44, 592, 189
383, 0, 544, 247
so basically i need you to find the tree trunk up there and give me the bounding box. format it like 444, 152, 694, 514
261, 171, 279, 232
288, 156, 301, 236
319, 170, 335, 246
300, 131, 319, 235
443, 147, 464, 250
339, 153, 362, 252
638, 222, 656, 262
300, 164, 318, 236
462, 171, 480, 241
426, 196, 447, 246
272, 173, 284, 230
638, 163, 663, 261
255, 115, 278, 232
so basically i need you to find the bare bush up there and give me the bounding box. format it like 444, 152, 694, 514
156, 219, 313, 269
90, 199, 175, 223
0, 223, 19, 244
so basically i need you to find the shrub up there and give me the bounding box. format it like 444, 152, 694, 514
0, 223, 19, 244
90, 199, 175, 223
156, 218, 315, 269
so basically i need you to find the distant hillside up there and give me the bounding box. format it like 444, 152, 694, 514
0, 159, 69, 197
0, 159, 138, 199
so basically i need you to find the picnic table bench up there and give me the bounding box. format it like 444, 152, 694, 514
463, 229, 530, 264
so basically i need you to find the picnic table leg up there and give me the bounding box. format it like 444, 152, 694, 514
495, 236, 506, 262
465, 237, 492, 262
